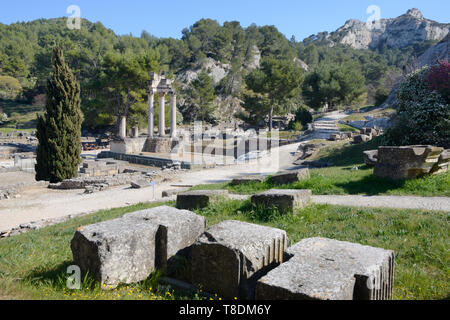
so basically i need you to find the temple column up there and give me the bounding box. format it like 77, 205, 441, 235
170, 93, 177, 138
159, 93, 166, 137
119, 116, 126, 139
148, 92, 154, 137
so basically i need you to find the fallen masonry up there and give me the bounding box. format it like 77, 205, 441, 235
71, 206, 205, 288
251, 189, 312, 213
270, 169, 310, 185
162, 188, 190, 198
187, 220, 289, 299
230, 175, 266, 185
122, 206, 206, 268
256, 238, 395, 300
176, 189, 229, 210
68, 206, 395, 300
374, 145, 445, 180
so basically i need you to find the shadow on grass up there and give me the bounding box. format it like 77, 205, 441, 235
320, 136, 384, 167
335, 174, 406, 195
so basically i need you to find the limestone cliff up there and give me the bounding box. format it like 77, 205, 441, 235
309, 8, 449, 50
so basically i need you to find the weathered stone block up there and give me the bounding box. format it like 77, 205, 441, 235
162, 188, 189, 198
270, 169, 310, 185
256, 238, 395, 300
251, 189, 312, 213
353, 134, 371, 144
130, 179, 150, 189
71, 217, 166, 289
431, 149, 449, 174
176, 190, 229, 210
230, 175, 266, 186
363, 150, 378, 167
374, 145, 444, 180
256, 256, 356, 300
123, 206, 206, 266
188, 220, 289, 299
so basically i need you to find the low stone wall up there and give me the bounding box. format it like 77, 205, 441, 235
98, 151, 192, 169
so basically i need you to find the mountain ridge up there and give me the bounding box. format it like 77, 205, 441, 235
305, 8, 449, 50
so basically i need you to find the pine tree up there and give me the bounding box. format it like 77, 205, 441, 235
35, 47, 82, 183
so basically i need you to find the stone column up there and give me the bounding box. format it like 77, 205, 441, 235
170, 94, 177, 138
148, 92, 154, 138
132, 126, 139, 138
119, 116, 126, 139
159, 93, 166, 137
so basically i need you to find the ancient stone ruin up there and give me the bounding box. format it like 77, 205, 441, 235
251, 189, 312, 213
70, 205, 395, 300
370, 145, 448, 180
270, 168, 310, 185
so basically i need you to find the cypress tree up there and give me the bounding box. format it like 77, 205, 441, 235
35, 47, 82, 183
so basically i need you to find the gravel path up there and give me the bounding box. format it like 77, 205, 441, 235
312, 195, 450, 212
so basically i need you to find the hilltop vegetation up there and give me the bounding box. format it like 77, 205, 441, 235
0, 15, 443, 131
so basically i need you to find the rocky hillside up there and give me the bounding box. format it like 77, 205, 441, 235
307, 8, 449, 50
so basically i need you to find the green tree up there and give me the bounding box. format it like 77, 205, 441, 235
87, 50, 160, 133
0, 75, 22, 100
303, 61, 366, 109
243, 57, 304, 130
181, 71, 218, 123
35, 47, 82, 183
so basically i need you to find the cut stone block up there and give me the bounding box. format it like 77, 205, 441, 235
230, 175, 266, 186
123, 206, 206, 267
374, 145, 444, 180
363, 150, 378, 167
188, 220, 289, 299
176, 190, 229, 210
251, 189, 312, 213
130, 179, 150, 189
256, 256, 356, 300
256, 238, 394, 300
270, 169, 310, 185
431, 149, 449, 174
162, 188, 189, 198
353, 134, 371, 144
71, 217, 166, 289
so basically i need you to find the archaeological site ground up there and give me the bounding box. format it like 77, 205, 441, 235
0, 1, 448, 310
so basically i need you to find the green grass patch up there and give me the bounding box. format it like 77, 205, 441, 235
337, 123, 359, 132
1, 199, 447, 300
0, 100, 43, 130
192, 167, 450, 197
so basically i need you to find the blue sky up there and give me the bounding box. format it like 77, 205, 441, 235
1, 0, 449, 40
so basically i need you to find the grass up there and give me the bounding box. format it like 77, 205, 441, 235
0, 199, 448, 300
337, 123, 359, 132
191, 137, 450, 197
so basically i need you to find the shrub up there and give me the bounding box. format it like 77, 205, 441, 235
374, 87, 389, 106
384, 65, 450, 148
0, 75, 22, 100
293, 106, 313, 126
425, 60, 450, 103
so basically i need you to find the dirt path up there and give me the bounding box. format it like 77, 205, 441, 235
312, 195, 450, 212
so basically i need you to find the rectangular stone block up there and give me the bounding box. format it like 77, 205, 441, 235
123, 206, 206, 265
230, 175, 266, 186
176, 190, 229, 210
71, 217, 167, 289
187, 220, 289, 299
256, 256, 356, 300
270, 169, 310, 185
256, 237, 394, 300
251, 189, 312, 213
